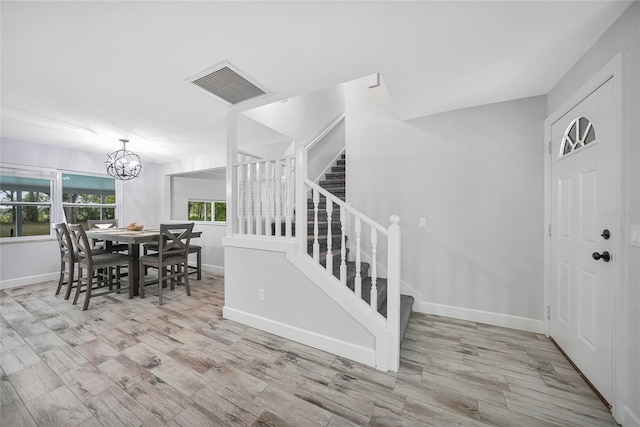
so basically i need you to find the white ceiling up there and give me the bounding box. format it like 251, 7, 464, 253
0, 1, 632, 164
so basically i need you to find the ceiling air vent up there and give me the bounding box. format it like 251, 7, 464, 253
188, 63, 268, 105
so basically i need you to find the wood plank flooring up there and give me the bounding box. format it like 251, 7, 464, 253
1, 274, 619, 426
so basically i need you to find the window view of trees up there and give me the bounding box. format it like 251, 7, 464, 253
62, 173, 116, 229
0, 176, 52, 238
188, 200, 226, 222
0, 172, 118, 239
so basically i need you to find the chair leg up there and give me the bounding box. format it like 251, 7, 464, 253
55, 260, 65, 295
73, 267, 83, 305
139, 261, 146, 298
196, 248, 202, 280
159, 267, 166, 305
82, 270, 94, 311
64, 261, 75, 300
183, 263, 191, 296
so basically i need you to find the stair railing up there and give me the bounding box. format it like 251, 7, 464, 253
296, 140, 402, 370
233, 154, 295, 237
302, 179, 402, 368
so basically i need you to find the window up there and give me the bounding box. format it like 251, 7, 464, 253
62, 173, 116, 229
188, 200, 226, 223
0, 174, 53, 238
561, 116, 596, 156
0, 167, 119, 241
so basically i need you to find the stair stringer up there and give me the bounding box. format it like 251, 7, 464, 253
285, 248, 394, 371
222, 235, 393, 371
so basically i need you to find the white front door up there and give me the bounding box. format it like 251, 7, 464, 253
549, 77, 615, 403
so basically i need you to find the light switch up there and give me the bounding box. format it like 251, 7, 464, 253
419, 217, 427, 228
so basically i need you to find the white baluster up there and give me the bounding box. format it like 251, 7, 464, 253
313, 188, 320, 262
285, 158, 293, 237
355, 217, 362, 298
326, 199, 333, 273
246, 162, 254, 235
340, 206, 347, 286
370, 227, 378, 312
238, 164, 245, 234
264, 161, 272, 236
255, 162, 263, 235
275, 160, 282, 236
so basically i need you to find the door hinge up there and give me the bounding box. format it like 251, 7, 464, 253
548, 224, 552, 237
548, 141, 552, 155
546, 305, 551, 320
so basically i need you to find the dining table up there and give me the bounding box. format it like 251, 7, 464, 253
85, 227, 202, 296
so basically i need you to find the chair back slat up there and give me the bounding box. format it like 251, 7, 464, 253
52, 223, 74, 256
158, 223, 193, 259
68, 224, 93, 261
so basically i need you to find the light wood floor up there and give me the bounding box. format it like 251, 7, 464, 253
1, 274, 619, 426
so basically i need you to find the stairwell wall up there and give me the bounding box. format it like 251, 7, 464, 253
344, 77, 546, 330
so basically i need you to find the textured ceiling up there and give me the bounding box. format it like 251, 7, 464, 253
0, 1, 632, 164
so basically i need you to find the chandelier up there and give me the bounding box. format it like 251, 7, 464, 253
105, 139, 142, 180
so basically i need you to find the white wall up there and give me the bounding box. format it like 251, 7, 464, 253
171, 173, 226, 272
224, 241, 376, 365
0, 138, 163, 287
243, 85, 345, 146
307, 118, 345, 183
547, 2, 640, 424
344, 77, 546, 329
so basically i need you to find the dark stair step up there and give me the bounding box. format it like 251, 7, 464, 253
345, 277, 387, 314
332, 165, 345, 173
337, 159, 346, 166
325, 172, 345, 180
319, 179, 345, 189
399, 295, 415, 339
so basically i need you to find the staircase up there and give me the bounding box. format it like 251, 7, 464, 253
310, 152, 415, 341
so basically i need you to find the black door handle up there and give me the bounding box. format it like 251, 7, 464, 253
601, 229, 610, 240
592, 251, 611, 262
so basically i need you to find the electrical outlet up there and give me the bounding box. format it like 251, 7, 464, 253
258, 288, 265, 301
419, 217, 427, 228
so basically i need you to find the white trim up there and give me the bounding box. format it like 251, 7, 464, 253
197, 263, 224, 276
223, 306, 376, 368
0, 272, 58, 290
419, 301, 545, 334
306, 113, 345, 152
313, 148, 345, 184
543, 53, 624, 420
623, 405, 640, 427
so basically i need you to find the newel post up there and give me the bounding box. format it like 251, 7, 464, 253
226, 111, 238, 236
387, 215, 401, 371
295, 141, 308, 255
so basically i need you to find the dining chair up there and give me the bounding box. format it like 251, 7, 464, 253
143, 242, 202, 280
52, 223, 76, 299
87, 219, 129, 253
139, 223, 194, 305
68, 223, 133, 310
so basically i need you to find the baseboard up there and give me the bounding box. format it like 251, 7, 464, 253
622, 405, 640, 427
223, 306, 376, 368
0, 272, 58, 290
419, 301, 545, 334
199, 263, 224, 276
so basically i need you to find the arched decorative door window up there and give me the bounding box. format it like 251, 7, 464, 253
560, 116, 596, 156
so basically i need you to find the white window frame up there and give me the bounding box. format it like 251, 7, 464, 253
0, 164, 120, 243
188, 199, 227, 224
